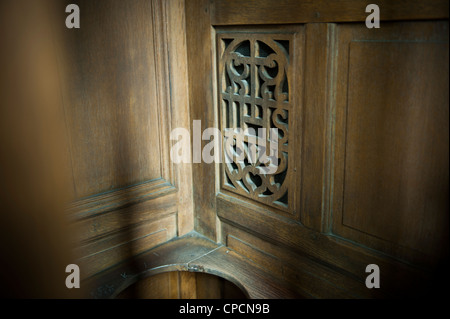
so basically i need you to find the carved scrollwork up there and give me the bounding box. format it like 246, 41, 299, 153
218, 33, 291, 211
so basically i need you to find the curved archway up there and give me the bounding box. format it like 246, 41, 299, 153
114, 268, 248, 299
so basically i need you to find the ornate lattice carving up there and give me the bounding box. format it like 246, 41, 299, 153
217, 33, 291, 211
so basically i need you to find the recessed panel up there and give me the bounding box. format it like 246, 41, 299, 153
62, 0, 162, 198
341, 40, 449, 256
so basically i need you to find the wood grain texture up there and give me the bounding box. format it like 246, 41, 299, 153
72, 192, 177, 243
215, 26, 303, 220
67, 179, 175, 220
116, 271, 179, 299
69, 183, 178, 278
211, 0, 449, 25
186, 0, 218, 240
221, 224, 384, 298
84, 232, 299, 299
117, 271, 246, 299
178, 271, 197, 299
165, 0, 195, 235
300, 23, 335, 231
192, 246, 302, 299
60, 0, 163, 198
333, 21, 449, 266
216, 193, 432, 297
76, 215, 177, 279
201, 1, 450, 299
57, 0, 196, 281
195, 272, 222, 299
85, 232, 220, 298
20, 0, 447, 299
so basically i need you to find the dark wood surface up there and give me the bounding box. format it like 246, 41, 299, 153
61, 0, 162, 198
333, 21, 449, 267
117, 270, 247, 299
85, 232, 301, 299
185, 0, 219, 241
56, 0, 194, 279
1, 0, 447, 298
187, 0, 449, 298
211, 0, 449, 25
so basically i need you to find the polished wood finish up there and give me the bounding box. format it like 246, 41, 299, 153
216, 26, 303, 218
116, 271, 179, 299
165, 0, 195, 236
187, 0, 449, 298
222, 224, 384, 298
211, 0, 449, 25
333, 21, 449, 267
56, 0, 194, 280
185, 0, 218, 240
85, 232, 299, 299
117, 270, 246, 299
76, 215, 177, 278
1, 0, 447, 299
61, 0, 162, 198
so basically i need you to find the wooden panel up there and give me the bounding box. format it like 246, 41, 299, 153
211, 0, 449, 25
216, 193, 431, 297
116, 272, 179, 299
190, 0, 450, 298
85, 233, 221, 299
333, 21, 449, 265
67, 178, 175, 220
301, 23, 336, 231
72, 191, 177, 243
215, 26, 303, 220
221, 224, 384, 298
85, 233, 300, 299
179, 271, 197, 299
76, 214, 177, 279
60, 0, 163, 198
70, 184, 178, 278
196, 272, 247, 299
191, 246, 301, 298
165, 0, 194, 236
195, 272, 222, 299
186, 0, 218, 240
58, 0, 195, 281
116, 271, 246, 299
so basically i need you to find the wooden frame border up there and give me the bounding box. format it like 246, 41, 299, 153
210, 0, 449, 26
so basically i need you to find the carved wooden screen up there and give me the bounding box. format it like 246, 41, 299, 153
216, 29, 302, 217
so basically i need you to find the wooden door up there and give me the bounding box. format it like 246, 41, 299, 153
186, 0, 449, 298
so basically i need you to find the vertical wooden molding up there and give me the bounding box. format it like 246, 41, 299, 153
165, 0, 194, 235
321, 23, 338, 234
186, 0, 218, 240
151, 0, 175, 186
151, 0, 195, 235
300, 23, 331, 231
